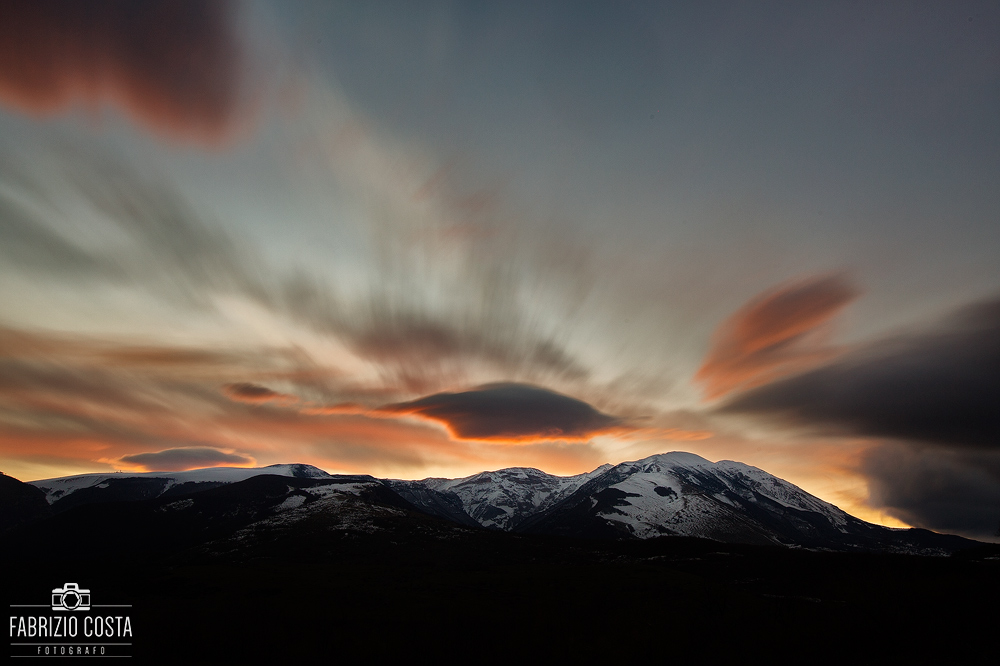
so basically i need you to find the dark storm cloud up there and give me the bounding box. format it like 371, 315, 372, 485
119, 446, 254, 472
862, 442, 1000, 541
0, 0, 250, 143
381, 383, 625, 441
722, 298, 1000, 450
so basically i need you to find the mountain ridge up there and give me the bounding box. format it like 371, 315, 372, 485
10, 452, 981, 555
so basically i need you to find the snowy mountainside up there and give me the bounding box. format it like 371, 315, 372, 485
30, 464, 334, 508
518, 452, 919, 550
599, 452, 850, 536
5, 471, 457, 563
13, 453, 981, 554
390, 463, 613, 530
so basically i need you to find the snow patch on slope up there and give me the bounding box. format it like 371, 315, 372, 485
31, 464, 333, 504
587, 452, 851, 539
406, 464, 613, 530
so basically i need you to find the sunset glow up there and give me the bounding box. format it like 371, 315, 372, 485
1, 1, 998, 543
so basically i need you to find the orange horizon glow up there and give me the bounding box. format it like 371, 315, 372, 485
0, 296, 917, 535
0, 429, 919, 533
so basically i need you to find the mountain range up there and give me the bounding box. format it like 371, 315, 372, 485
2, 452, 977, 555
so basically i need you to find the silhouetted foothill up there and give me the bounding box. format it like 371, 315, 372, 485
0, 472, 51, 531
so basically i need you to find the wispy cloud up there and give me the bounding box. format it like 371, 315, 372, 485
0, 149, 267, 308
0, 144, 592, 399
696, 274, 859, 400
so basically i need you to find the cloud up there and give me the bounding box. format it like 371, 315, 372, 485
223, 382, 297, 405
696, 274, 859, 400
0, 149, 267, 309
299, 403, 369, 416
0, 0, 251, 144
381, 382, 625, 441
0, 148, 589, 396
0, 326, 314, 479
631, 427, 713, 441
0, 195, 115, 278
718, 297, 1000, 539
0, 326, 721, 482
0, 326, 604, 481
862, 442, 1000, 541
275, 84, 610, 394
118, 446, 254, 472
338, 307, 588, 393
0, 325, 241, 370
722, 298, 1000, 450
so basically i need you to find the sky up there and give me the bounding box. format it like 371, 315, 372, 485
0, 0, 998, 540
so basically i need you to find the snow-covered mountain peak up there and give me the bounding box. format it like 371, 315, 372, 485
517, 452, 857, 541
31, 463, 334, 505
260, 463, 333, 479
13, 454, 978, 555
622, 451, 713, 472
394, 464, 612, 531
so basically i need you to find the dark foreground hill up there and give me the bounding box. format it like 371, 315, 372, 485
4, 514, 998, 663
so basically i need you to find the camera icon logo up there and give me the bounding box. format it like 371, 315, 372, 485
51, 583, 91, 611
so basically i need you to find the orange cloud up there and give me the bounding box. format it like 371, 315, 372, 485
299, 402, 370, 416
696, 274, 859, 400
0, 0, 250, 144
0, 327, 694, 482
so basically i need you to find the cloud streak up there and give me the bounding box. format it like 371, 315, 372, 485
722, 298, 1000, 450
0, 0, 252, 144
721, 296, 1000, 539
0, 146, 592, 398
696, 274, 859, 400
0, 149, 268, 310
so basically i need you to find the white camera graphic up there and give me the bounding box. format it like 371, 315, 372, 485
51, 583, 91, 611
